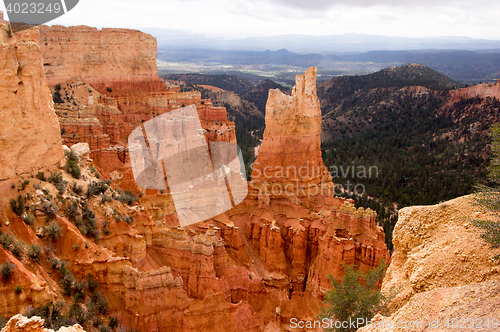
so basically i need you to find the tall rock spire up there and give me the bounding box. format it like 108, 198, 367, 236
251, 67, 332, 199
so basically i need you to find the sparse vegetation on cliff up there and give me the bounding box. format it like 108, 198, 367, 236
1, 262, 15, 282
44, 221, 62, 241
472, 123, 500, 259
319, 262, 387, 332
27, 243, 42, 262
115, 190, 138, 206
65, 151, 81, 179
9, 195, 25, 217
4, 24, 12, 37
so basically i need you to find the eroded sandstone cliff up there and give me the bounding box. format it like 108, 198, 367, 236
34, 25, 235, 191
0, 21, 63, 181
358, 195, 500, 332
38, 25, 159, 86
0, 21, 390, 332
1, 315, 85, 332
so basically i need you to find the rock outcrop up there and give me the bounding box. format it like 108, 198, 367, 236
251, 67, 332, 196
220, 68, 389, 325
33, 25, 235, 191
383, 195, 500, 311
359, 195, 500, 332
447, 79, 500, 106
0, 315, 86, 332
38, 25, 159, 86
0, 23, 63, 180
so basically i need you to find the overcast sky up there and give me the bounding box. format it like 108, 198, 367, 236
1, 0, 500, 39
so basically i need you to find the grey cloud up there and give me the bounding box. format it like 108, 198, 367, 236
264, 0, 470, 11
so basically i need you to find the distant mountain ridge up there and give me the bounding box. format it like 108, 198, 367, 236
242, 79, 291, 115
142, 28, 500, 53
318, 63, 463, 116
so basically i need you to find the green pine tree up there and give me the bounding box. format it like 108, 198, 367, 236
318, 261, 387, 332
472, 123, 500, 259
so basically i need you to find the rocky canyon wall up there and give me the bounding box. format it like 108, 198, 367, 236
38, 25, 159, 86
0, 19, 63, 181
34, 25, 235, 190
0, 19, 390, 332
359, 195, 500, 332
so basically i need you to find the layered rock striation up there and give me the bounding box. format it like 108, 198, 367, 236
251, 67, 332, 197
0, 21, 63, 181
359, 195, 500, 332
34, 25, 235, 190
38, 25, 159, 86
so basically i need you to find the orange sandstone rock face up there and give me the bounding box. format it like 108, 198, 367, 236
1, 314, 86, 332
0, 27, 63, 181
359, 196, 500, 332
38, 25, 159, 86
35, 25, 235, 190
218, 68, 389, 326
252, 67, 332, 195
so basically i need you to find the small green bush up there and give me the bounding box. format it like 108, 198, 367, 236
60, 272, 75, 296
0, 233, 13, 250
108, 317, 119, 330
27, 244, 42, 262
318, 262, 387, 332
49, 257, 60, 270
21, 212, 35, 225
25, 301, 73, 330
48, 171, 63, 185
87, 273, 99, 292
72, 182, 84, 196
91, 291, 109, 315
11, 241, 25, 260
35, 172, 47, 182
9, 195, 25, 217
65, 159, 81, 179
115, 190, 138, 206
53, 90, 64, 104
100, 194, 112, 204
65, 201, 79, 222
42, 201, 59, 219
44, 221, 62, 241
75, 204, 98, 238
87, 180, 111, 197
1, 262, 15, 282
5, 24, 12, 37
114, 215, 133, 224
21, 180, 30, 191
14, 285, 23, 294
89, 166, 101, 179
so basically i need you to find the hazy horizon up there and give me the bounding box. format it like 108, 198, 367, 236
1, 0, 500, 40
